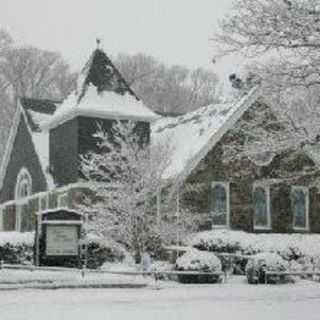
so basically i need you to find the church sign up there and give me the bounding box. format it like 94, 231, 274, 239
35, 208, 83, 267
46, 225, 79, 256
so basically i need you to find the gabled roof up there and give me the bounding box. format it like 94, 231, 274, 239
0, 101, 53, 192
45, 48, 158, 130
151, 86, 261, 182
19, 97, 61, 131
77, 49, 139, 101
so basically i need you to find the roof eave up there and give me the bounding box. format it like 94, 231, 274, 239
44, 108, 160, 131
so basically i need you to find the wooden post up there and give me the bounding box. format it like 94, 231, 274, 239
81, 212, 89, 278
35, 214, 42, 266
229, 255, 232, 280
156, 188, 161, 228
176, 189, 180, 258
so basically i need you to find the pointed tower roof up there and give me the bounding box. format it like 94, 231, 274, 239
45, 46, 157, 129
77, 48, 139, 102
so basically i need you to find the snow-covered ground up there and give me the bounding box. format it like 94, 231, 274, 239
0, 277, 320, 320
0, 268, 147, 289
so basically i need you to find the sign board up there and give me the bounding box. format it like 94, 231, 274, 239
46, 225, 79, 256
35, 208, 83, 266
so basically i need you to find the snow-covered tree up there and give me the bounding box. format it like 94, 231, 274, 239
221, 75, 320, 177
80, 120, 181, 262
213, 0, 320, 89
212, 0, 320, 171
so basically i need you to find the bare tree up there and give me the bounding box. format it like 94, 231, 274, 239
115, 53, 220, 114
0, 29, 77, 166
0, 45, 77, 101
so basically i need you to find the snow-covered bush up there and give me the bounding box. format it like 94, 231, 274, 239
0, 232, 127, 268
0, 232, 34, 264
192, 230, 320, 261
176, 248, 222, 272
86, 235, 128, 269
175, 249, 222, 283
245, 252, 290, 284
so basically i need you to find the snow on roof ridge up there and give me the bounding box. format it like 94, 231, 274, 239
152, 86, 260, 181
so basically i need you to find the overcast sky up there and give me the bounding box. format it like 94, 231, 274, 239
1, 0, 242, 83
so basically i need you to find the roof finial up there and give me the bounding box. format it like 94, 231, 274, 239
96, 38, 101, 49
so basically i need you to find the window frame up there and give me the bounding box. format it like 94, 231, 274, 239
253, 183, 271, 231
15, 168, 32, 232
291, 186, 310, 231
210, 181, 230, 229
15, 168, 32, 201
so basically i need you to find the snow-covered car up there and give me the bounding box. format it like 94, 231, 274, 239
245, 252, 290, 284
175, 248, 222, 283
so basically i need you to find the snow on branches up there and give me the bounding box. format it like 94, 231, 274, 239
214, 0, 320, 88
80, 120, 172, 261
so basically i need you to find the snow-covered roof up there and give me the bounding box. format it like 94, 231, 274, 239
28, 110, 53, 129
45, 49, 158, 130
45, 85, 158, 130
0, 103, 54, 192
152, 86, 260, 181
19, 97, 60, 131
32, 131, 55, 189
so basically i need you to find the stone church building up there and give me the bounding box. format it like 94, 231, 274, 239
0, 46, 320, 234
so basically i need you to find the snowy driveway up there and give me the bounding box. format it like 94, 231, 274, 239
0, 277, 320, 320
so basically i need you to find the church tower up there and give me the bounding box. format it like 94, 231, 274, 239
46, 45, 157, 187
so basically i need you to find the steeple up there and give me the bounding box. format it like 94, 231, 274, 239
77, 44, 138, 103
96, 38, 101, 49
45, 41, 157, 130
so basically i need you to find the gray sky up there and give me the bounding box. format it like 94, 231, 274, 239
1, 0, 241, 82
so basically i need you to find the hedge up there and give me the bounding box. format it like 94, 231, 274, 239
0, 232, 127, 268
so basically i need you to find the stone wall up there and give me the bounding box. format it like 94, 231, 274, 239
181, 101, 320, 234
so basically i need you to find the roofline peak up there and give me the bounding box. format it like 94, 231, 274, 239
96, 38, 101, 49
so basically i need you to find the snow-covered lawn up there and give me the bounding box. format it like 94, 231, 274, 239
0, 268, 148, 289
0, 277, 320, 320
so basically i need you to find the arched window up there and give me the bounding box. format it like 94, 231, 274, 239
15, 168, 32, 200
15, 168, 32, 231
253, 185, 271, 229
210, 182, 229, 227
292, 187, 309, 230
